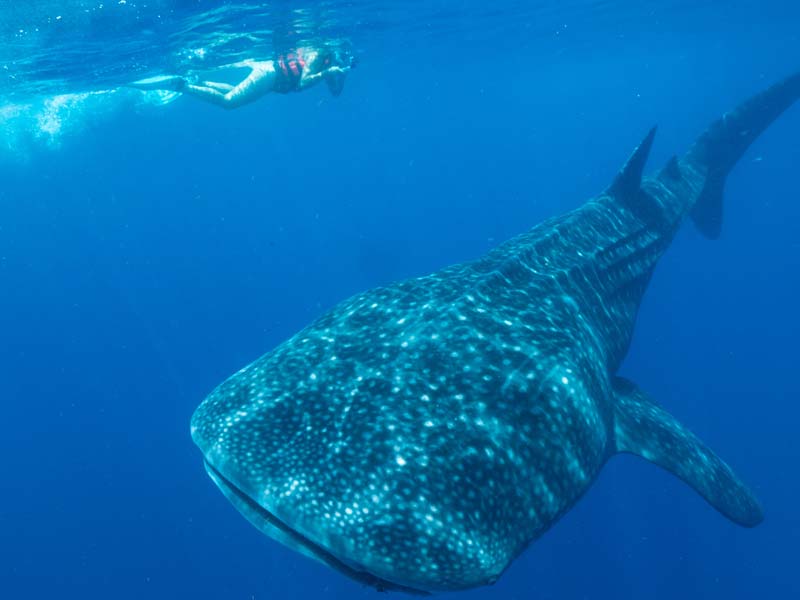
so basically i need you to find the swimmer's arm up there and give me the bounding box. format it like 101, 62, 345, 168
299, 66, 350, 89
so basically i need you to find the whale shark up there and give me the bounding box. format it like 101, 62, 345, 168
191, 71, 799, 593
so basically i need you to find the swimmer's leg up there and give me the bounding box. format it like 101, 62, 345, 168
127, 75, 232, 105
181, 69, 276, 109
199, 81, 234, 93
130, 65, 276, 109
180, 83, 236, 108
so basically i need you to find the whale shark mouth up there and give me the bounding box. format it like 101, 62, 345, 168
204, 461, 429, 596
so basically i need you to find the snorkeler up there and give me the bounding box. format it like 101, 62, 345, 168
130, 46, 356, 109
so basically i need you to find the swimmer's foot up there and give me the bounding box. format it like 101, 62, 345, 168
128, 75, 187, 92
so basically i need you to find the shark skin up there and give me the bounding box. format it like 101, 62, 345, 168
190, 72, 800, 593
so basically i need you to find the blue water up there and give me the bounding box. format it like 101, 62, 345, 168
2, 1, 799, 598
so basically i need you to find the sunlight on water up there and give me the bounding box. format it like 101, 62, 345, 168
0, 0, 710, 102
0, 0, 790, 157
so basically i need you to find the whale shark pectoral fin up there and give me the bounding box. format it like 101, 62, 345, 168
608, 126, 658, 201
611, 376, 763, 527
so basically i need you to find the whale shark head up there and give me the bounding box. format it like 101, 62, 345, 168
193, 341, 533, 591
192, 351, 516, 592
190, 287, 605, 592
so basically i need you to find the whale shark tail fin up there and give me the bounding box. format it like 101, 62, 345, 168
611, 377, 763, 527
662, 71, 800, 239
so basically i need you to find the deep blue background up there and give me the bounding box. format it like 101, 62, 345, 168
1, 3, 799, 599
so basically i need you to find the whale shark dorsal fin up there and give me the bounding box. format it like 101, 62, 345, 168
608, 126, 658, 200
611, 377, 763, 527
